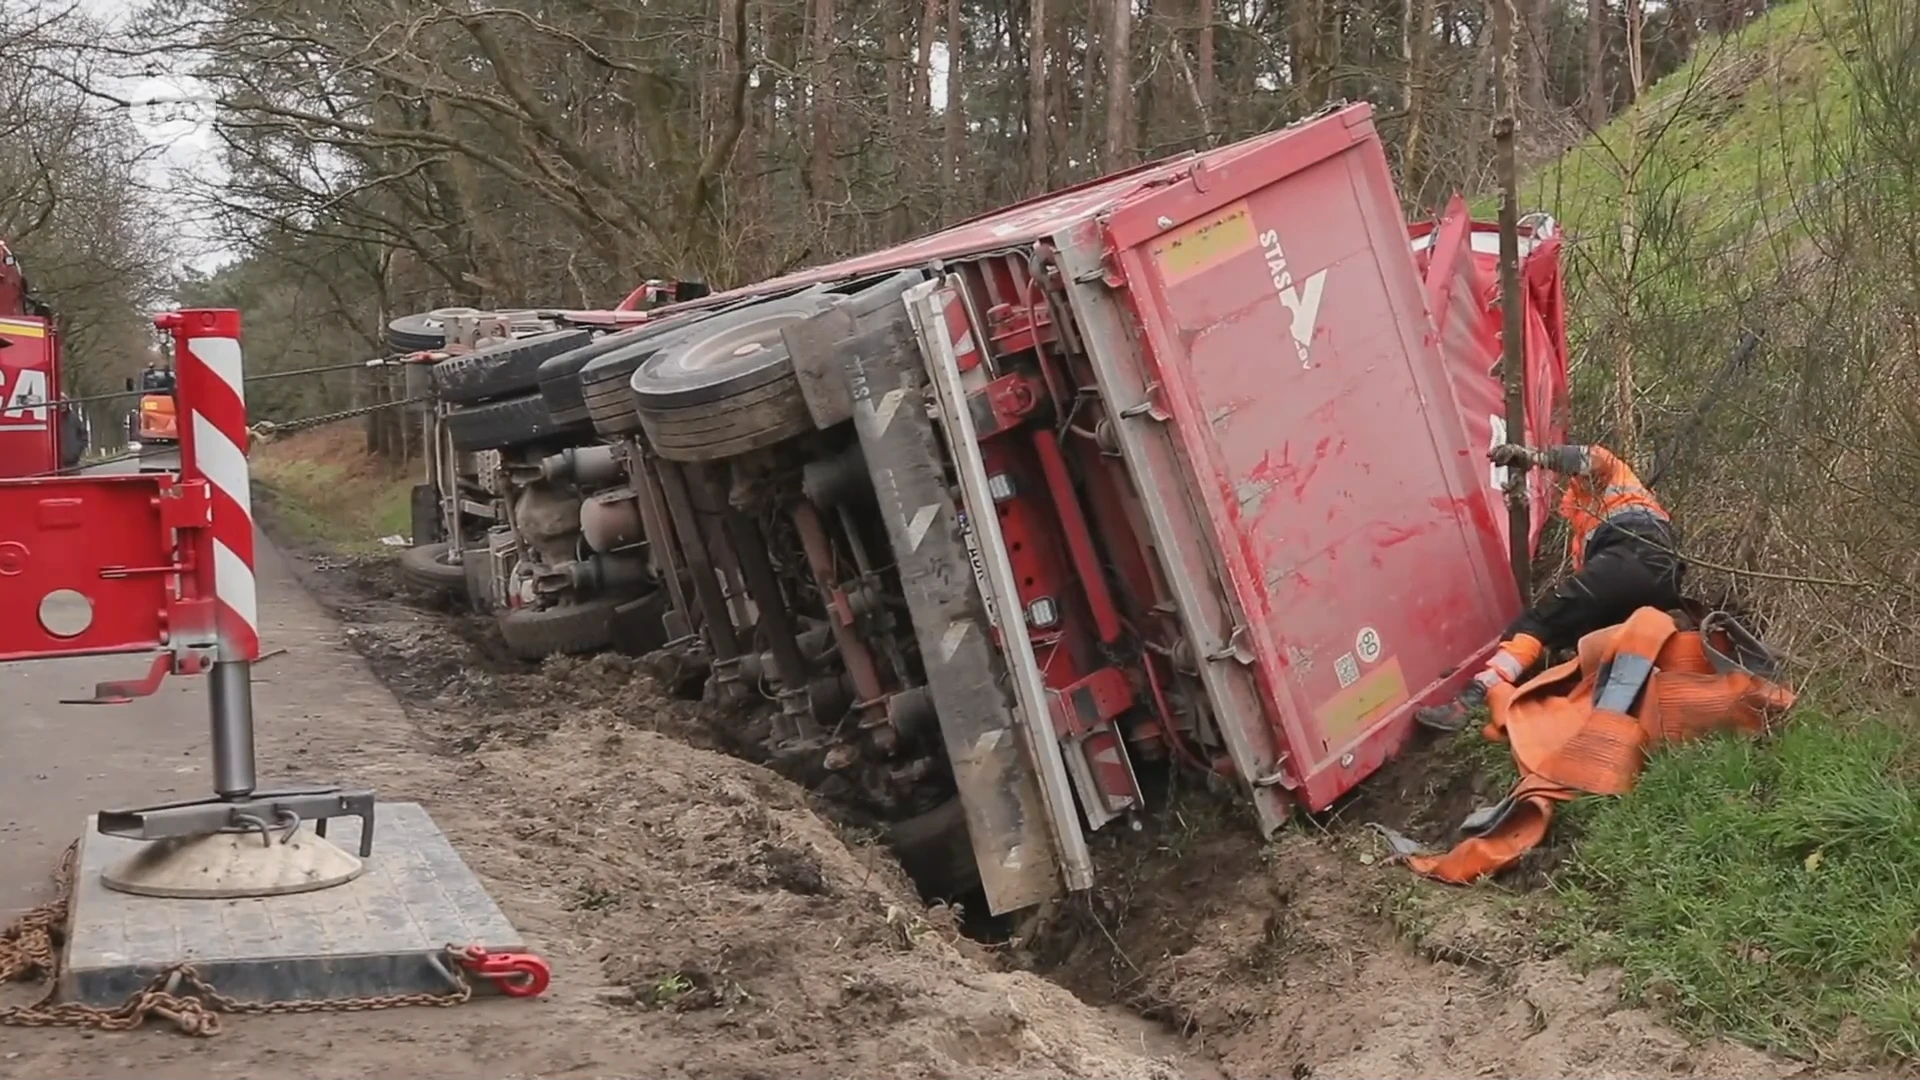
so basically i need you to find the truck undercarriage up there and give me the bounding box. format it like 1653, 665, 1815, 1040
400, 103, 1572, 914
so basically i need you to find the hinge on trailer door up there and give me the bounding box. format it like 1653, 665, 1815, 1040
1071, 249, 1127, 289
1118, 382, 1170, 423
1206, 624, 1256, 666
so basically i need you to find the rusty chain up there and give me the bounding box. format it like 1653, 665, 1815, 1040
0, 844, 474, 1037
248, 395, 431, 443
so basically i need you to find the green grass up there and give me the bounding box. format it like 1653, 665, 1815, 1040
1553, 711, 1920, 1059
1506, 0, 1858, 268
1491, 0, 1870, 415
1522, 1, 1855, 233
251, 451, 414, 555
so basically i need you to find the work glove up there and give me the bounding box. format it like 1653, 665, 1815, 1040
1488, 443, 1538, 468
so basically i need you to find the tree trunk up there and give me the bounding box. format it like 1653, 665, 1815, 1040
1670, 0, 1697, 56
1616, 0, 1647, 457
1027, 0, 1049, 192
1049, 1, 1070, 176
884, 0, 911, 241
913, 0, 942, 116
1402, 0, 1438, 206
1082, 14, 1103, 167
808, 0, 836, 208
1489, 0, 1531, 599
1106, 0, 1133, 168
1624, 0, 1646, 105
1196, 0, 1216, 130
943, 0, 966, 219
1291, 0, 1325, 104
1585, 0, 1609, 129
1525, 0, 1551, 114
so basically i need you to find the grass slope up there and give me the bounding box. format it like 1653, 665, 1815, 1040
1556, 717, 1920, 1060
1486, 1, 1920, 1063
249, 424, 416, 553
1520, 0, 1856, 262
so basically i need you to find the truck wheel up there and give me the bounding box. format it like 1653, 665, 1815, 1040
445, 393, 583, 452
433, 329, 592, 405
399, 542, 467, 596
585, 295, 828, 439
388, 312, 450, 353
610, 588, 674, 656
564, 316, 712, 434
886, 799, 981, 902
630, 306, 821, 462
497, 597, 621, 661
580, 335, 689, 437
826, 269, 927, 326
538, 330, 649, 425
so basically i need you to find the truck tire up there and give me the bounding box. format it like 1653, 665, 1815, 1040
497, 597, 621, 661
388, 312, 450, 353
827, 269, 927, 327
635, 365, 814, 463
584, 294, 827, 438
886, 799, 981, 902
399, 542, 467, 596
549, 311, 715, 430
537, 330, 647, 425
630, 305, 824, 462
445, 393, 582, 452
433, 329, 592, 405
610, 588, 674, 656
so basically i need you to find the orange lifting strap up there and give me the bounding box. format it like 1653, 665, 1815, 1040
1408, 606, 1796, 884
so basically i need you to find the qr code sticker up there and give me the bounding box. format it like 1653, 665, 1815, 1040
1334, 652, 1361, 688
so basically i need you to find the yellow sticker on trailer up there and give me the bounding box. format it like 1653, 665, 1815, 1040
1314, 655, 1409, 741
1148, 201, 1259, 287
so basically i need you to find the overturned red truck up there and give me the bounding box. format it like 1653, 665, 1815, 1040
401, 103, 1570, 913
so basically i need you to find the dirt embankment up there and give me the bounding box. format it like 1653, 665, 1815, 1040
1027, 792, 1806, 1080
288, 551, 1197, 1080
309, 545, 1840, 1080
255, 437, 1841, 1080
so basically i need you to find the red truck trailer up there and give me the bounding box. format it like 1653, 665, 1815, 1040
407, 102, 1571, 914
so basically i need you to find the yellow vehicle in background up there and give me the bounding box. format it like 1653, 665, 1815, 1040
126, 364, 177, 447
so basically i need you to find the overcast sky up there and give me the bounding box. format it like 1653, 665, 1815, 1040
75, 0, 227, 272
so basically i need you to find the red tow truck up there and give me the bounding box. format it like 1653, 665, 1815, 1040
0, 239, 85, 478
404, 103, 1572, 913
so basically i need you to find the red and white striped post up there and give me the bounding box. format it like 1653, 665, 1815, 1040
156, 307, 260, 799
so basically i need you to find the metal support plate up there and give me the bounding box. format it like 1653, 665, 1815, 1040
97, 786, 377, 856
905, 281, 1097, 885
839, 305, 1067, 915
62, 803, 522, 1007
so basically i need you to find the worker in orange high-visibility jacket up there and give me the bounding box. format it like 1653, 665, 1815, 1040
1415, 442, 1686, 733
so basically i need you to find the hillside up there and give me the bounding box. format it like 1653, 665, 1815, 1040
1523, 0, 1855, 266
1484, 0, 1920, 1064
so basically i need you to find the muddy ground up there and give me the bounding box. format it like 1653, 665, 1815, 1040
8, 497, 1845, 1077
293, 527, 1845, 1080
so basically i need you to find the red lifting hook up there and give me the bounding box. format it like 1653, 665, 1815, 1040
456, 945, 552, 999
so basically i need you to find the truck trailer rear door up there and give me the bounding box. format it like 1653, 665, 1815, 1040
1063, 105, 1523, 814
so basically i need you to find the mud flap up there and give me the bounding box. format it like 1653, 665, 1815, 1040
839, 308, 1067, 915
411, 483, 444, 547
